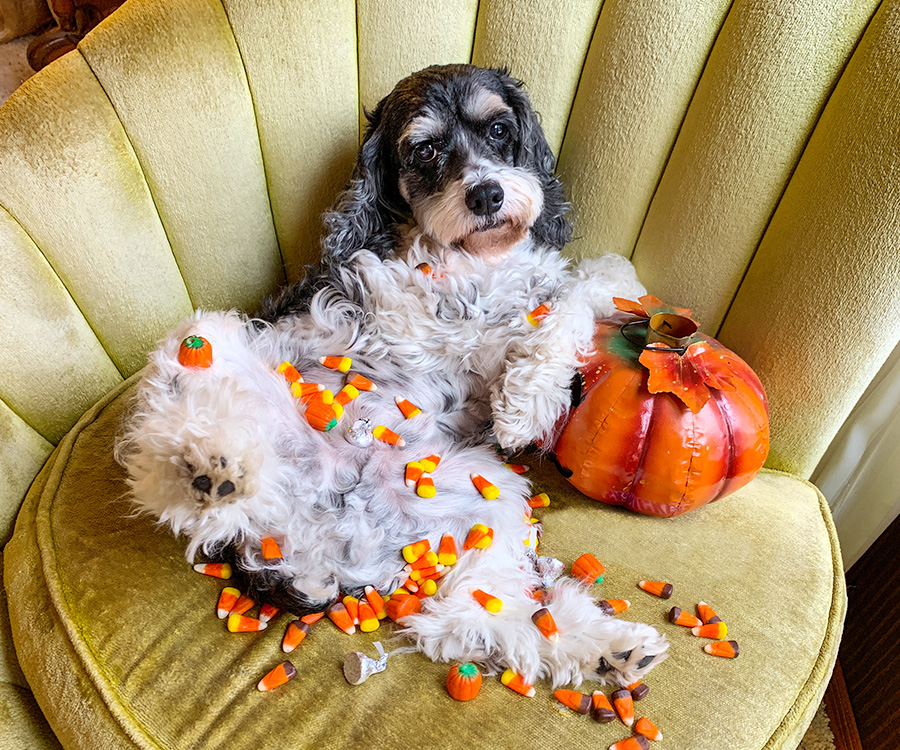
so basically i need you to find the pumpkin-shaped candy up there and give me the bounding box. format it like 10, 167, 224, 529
571, 553, 605, 585
178, 335, 213, 368
447, 662, 482, 701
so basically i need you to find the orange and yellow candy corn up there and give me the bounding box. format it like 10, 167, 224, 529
259, 603, 280, 624
555, 689, 592, 714
416, 476, 436, 498
402, 539, 431, 563
635, 717, 663, 742
291, 381, 325, 400
403, 577, 419, 593
300, 612, 324, 625
504, 463, 530, 474
326, 602, 356, 635
438, 534, 457, 566
526, 302, 551, 326
257, 661, 296, 691
612, 688, 634, 726
373, 424, 405, 447
638, 580, 673, 599
409, 564, 442, 581
420, 454, 442, 472
697, 601, 723, 624
609, 737, 649, 750
193, 562, 232, 579
335, 384, 359, 408
528, 493, 550, 508
598, 599, 630, 615
405, 461, 425, 487
628, 681, 650, 701
227, 614, 266, 633
669, 607, 702, 628
277, 361, 303, 383
704, 640, 740, 658
358, 601, 380, 632
342, 595, 360, 624
532, 607, 559, 642
464, 524, 490, 551
261, 536, 283, 560
216, 587, 240, 619
692, 622, 728, 639
364, 586, 387, 620
500, 669, 535, 697
282, 620, 309, 652
591, 691, 616, 723
395, 396, 422, 419
345, 371, 376, 391
418, 578, 438, 596
472, 589, 502, 613
386, 593, 421, 621
406, 551, 439, 570
319, 355, 352, 373
230, 594, 255, 617
471, 473, 499, 499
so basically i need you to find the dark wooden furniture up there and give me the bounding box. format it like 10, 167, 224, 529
26, 0, 123, 70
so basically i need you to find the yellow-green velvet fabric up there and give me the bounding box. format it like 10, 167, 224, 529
0, 400, 50, 547
6, 379, 845, 750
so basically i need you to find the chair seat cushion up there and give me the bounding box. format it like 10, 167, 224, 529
5, 378, 846, 750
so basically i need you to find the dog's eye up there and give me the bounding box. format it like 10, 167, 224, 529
490, 121, 509, 141
413, 142, 437, 162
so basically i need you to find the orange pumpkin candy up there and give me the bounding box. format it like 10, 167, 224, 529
447, 662, 482, 701
178, 335, 213, 368
551, 296, 769, 518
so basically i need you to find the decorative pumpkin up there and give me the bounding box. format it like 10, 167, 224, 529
178, 335, 213, 368
550, 296, 769, 517
447, 662, 482, 701
571, 553, 605, 585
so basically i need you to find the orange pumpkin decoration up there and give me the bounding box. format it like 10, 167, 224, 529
551, 296, 769, 517
571, 553, 605, 585
178, 335, 213, 368
447, 662, 482, 701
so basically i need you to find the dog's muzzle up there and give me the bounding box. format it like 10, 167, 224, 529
465, 180, 504, 216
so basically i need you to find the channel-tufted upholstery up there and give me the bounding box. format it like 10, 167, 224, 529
1, 0, 898, 747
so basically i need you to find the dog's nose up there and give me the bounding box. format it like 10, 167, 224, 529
465, 181, 504, 216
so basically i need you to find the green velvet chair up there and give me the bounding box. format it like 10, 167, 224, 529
3, 0, 899, 747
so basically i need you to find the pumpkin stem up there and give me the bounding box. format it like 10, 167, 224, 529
646, 313, 698, 352
457, 662, 479, 678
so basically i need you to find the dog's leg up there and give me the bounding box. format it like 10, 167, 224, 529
491, 254, 646, 451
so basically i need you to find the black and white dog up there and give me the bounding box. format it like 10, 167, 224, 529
118, 65, 667, 688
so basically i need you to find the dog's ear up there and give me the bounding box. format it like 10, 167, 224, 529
498, 70, 573, 251
321, 104, 404, 267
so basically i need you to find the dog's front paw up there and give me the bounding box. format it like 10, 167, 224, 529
178, 437, 262, 506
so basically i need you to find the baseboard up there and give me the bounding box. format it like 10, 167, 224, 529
824, 659, 863, 750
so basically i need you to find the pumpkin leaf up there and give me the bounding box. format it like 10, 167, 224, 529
685, 341, 740, 392
639, 295, 694, 319
640, 343, 711, 413
613, 297, 649, 316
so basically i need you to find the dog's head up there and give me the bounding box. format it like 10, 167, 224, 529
323, 64, 572, 264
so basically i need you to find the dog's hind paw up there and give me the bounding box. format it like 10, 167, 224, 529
179, 439, 262, 506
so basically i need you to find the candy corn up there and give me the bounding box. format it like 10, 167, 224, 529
216, 587, 240, 619
697, 601, 723, 624
526, 302, 551, 326
230, 595, 255, 617
409, 565, 442, 581
373, 424, 405, 447
277, 361, 302, 383
612, 689, 634, 726
668, 607, 702, 628
257, 661, 296, 691
609, 737, 649, 750
291, 382, 325, 400
326, 602, 356, 635
704, 640, 740, 658
638, 580, 673, 599
572, 553, 605, 584
476, 528, 494, 550
402, 539, 431, 563
300, 612, 324, 625
500, 669, 535, 697
395, 396, 421, 419
261, 537, 283, 560
464, 524, 490, 550
193, 562, 232, 579
627, 681, 650, 701
420, 454, 442, 472
555, 689, 592, 714
635, 717, 663, 742
227, 614, 266, 633
342, 595, 360, 624
403, 577, 419, 593
343, 372, 375, 394
438, 534, 457, 566
335, 384, 360, 408
319, 355, 352, 373
528, 493, 550, 508
597, 599, 630, 615
364, 586, 387, 620
416, 476, 436, 498
532, 608, 559, 642
692, 622, 728, 639
591, 691, 616, 723
471, 473, 499, 499
472, 589, 502, 613
418, 578, 438, 596
282, 620, 309, 652
504, 463, 530, 474
405, 461, 425, 487
386, 593, 421, 621
416, 262, 432, 275
358, 601, 380, 632
259, 603, 280, 624
406, 551, 439, 570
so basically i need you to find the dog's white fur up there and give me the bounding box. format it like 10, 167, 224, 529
118, 84, 669, 689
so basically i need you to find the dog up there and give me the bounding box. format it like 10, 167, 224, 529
117, 64, 668, 688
